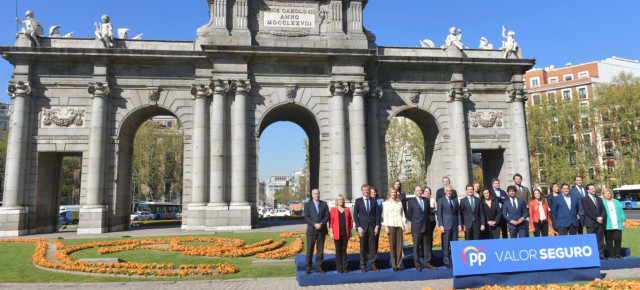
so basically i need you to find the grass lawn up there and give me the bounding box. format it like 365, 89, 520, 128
1, 229, 640, 283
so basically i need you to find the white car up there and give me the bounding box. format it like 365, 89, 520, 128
272, 209, 291, 217
130, 211, 154, 221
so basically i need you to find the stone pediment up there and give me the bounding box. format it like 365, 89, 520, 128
196, 0, 371, 49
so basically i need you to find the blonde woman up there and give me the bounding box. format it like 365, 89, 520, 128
329, 194, 353, 273
602, 189, 626, 259
383, 188, 407, 271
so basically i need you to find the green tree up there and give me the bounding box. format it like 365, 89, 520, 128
59, 156, 81, 205
593, 73, 640, 187
386, 117, 427, 191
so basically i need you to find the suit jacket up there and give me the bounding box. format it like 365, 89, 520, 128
570, 186, 587, 215
528, 199, 552, 229
398, 191, 408, 214
436, 188, 458, 201
459, 195, 482, 228
353, 197, 380, 231
581, 195, 606, 228
437, 196, 461, 230
491, 187, 508, 205
551, 194, 580, 227
329, 207, 353, 240
480, 199, 501, 225
502, 197, 529, 229
514, 184, 531, 204
406, 196, 431, 233
304, 200, 330, 235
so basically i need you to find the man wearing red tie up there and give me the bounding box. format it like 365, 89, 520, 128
570, 175, 586, 234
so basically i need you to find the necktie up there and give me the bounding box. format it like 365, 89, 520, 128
315, 201, 319, 214
581, 187, 585, 197
365, 198, 370, 214
592, 195, 597, 206
512, 198, 517, 210
470, 197, 475, 211
419, 198, 424, 211
449, 198, 454, 210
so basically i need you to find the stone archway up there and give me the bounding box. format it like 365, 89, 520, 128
112, 105, 183, 232
256, 103, 322, 198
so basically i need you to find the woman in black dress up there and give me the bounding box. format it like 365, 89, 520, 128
546, 183, 560, 233
480, 188, 502, 239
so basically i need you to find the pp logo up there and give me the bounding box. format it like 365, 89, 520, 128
462, 246, 487, 266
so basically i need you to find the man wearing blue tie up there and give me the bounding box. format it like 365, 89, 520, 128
569, 175, 586, 234
437, 185, 462, 268
407, 185, 436, 271
353, 184, 380, 272
502, 185, 529, 238
304, 189, 329, 274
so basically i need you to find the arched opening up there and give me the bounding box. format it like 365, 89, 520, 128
256, 104, 320, 216
384, 108, 439, 196
114, 106, 184, 230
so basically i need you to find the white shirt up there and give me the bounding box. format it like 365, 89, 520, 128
607, 200, 619, 230
510, 197, 518, 210
538, 201, 546, 221
563, 194, 572, 209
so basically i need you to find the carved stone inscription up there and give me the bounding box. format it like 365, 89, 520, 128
469, 110, 504, 128
41, 107, 85, 128
264, 7, 316, 28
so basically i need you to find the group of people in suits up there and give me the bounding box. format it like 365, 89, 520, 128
303, 174, 627, 274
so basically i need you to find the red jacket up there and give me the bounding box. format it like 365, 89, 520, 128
329, 207, 353, 240
529, 199, 552, 229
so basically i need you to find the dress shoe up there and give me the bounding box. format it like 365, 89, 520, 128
415, 266, 422, 272
361, 268, 366, 273
316, 269, 325, 274
371, 267, 380, 272
305, 269, 311, 275
424, 263, 436, 270
446, 264, 453, 269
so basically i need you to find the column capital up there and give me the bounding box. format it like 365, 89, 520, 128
7, 81, 31, 99
506, 88, 528, 103
190, 83, 212, 99
87, 82, 110, 98
230, 79, 251, 96
329, 81, 350, 97
210, 79, 230, 94
350, 82, 369, 96
447, 87, 470, 102
368, 86, 383, 100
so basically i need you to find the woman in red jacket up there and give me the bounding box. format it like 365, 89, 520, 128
329, 194, 353, 273
529, 189, 552, 236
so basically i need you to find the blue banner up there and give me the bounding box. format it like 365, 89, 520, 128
451, 234, 601, 276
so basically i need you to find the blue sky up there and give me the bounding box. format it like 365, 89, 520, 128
1, 0, 639, 179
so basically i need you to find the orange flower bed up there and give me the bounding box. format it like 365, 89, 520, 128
280, 231, 306, 238
254, 238, 304, 259
624, 220, 640, 229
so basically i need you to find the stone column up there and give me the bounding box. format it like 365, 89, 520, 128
86, 82, 110, 207
448, 85, 471, 195
190, 84, 211, 207
508, 85, 532, 188
350, 82, 368, 199
2, 81, 31, 209
209, 80, 228, 208
367, 87, 383, 190
330, 81, 349, 200
230, 80, 250, 207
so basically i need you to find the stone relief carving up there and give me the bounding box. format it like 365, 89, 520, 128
479, 37, 493, 49
409, 91, 420, 105
285, 85, 297, 103
442, 27, 463, 50
500, 25, 519, 58
506, 88, 527, 102
148, 87, 162, 105
469, 110, 504, 128
16, 10, 43, 47
447, 87, 471, 102
94, 15, 115, 48
41, 107, 85, 128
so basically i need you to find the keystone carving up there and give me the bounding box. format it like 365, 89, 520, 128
285, 85, 297, 103
148, 87, 161, 105
41, 107, 85, 127
409, 91, 420, 105
469, 110, 504, 128
7, 81, 31, 98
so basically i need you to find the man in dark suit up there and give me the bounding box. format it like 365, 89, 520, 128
581, 183, 607, 259
502, 185, 529, 238
437, 185, 461, 268
435, 176, 457, 201
460, 184, 482, 240
407, 185, 435, 271
304, 188, 330, 274
552, 183, 581, 235
570, 175, 587, 234
491, 178, 509, 239
353, 184, 380, 272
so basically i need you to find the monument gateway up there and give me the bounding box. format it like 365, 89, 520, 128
0, 0, 534, 235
